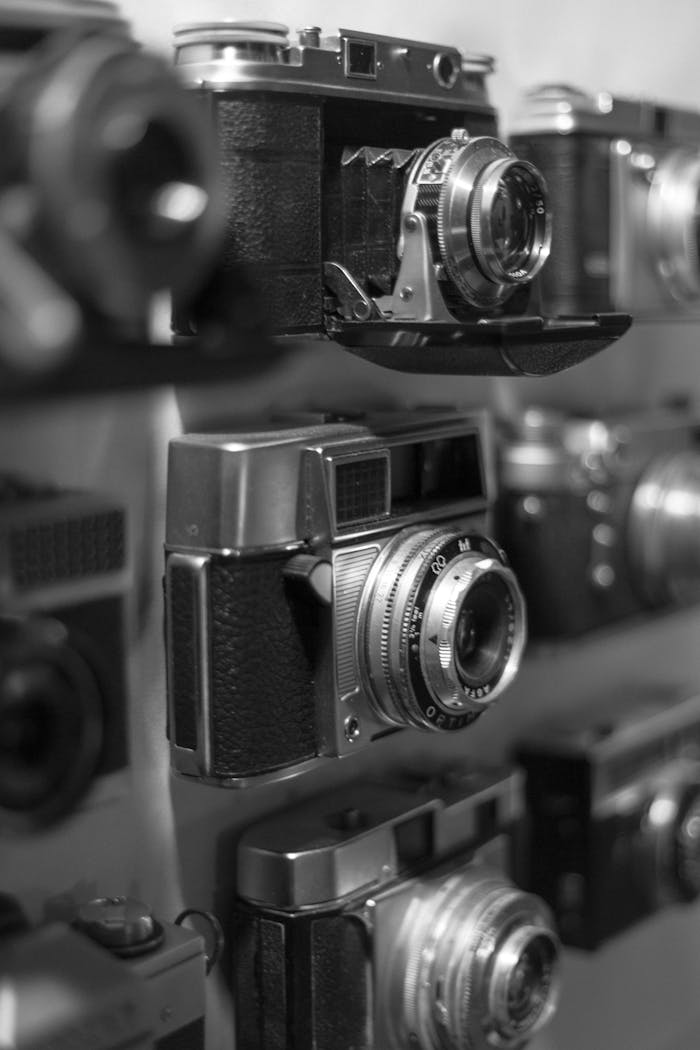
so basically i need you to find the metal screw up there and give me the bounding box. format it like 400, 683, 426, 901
400, 286, 414, 301
352, 299, 372, 321
344, 715, 361, 742
519, 494, 544, 519
404, 214, 419, 232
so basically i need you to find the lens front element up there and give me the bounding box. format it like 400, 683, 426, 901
358, 527, 526, 732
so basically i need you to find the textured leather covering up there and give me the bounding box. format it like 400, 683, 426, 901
234, 905, 370, 1050
208, 555, 317, 777
214, 94, 323, 333
513, 134, 613, 315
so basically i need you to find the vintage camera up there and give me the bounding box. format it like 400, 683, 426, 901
516, 690, 700, 949
496, 403, 700, 637
233, 766, 560, 1050
164, 409, 527, 786
0, 893, 207, 1048
511, 84, 700, 319
171, 22, 630, 375
0, 474, 131, 831
0, 0, 229, 395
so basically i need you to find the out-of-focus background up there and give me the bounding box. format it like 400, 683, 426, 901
5, 2, 700, 1048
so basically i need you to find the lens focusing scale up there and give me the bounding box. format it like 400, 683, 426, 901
358, 527, 526, 732
410, 134, 552, 311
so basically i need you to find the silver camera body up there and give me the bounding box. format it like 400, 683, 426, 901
511, 85, 700, 319
165, 410, 526, 786
1, 895, 207, 1049
233, 767, 560, 1050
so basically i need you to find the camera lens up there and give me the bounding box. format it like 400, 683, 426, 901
489, 927, 559, 1040
454, 575, 512, 690
358, 527, 526, 732
646, 148, 700, 305
23, 28, 220, 325
627, 449, 700, 606
490, 166, 543, 275
410, 134, 551, 311
385, 871, 560, 1049
0, 617, 103, 831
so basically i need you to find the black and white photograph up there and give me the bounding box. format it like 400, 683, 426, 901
3, 3, 700, 1048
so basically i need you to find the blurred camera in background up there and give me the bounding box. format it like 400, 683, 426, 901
511, 85, 700, 321
0, 474, 130, 832
496, 401, 700, 638
0, 892, 208, 1049
233, 765, 560, 1050
0, 0, 221, 389
516, 690, 700, 949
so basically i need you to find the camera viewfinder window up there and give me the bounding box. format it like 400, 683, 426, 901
344, 40, 377, 80
390, 435, 485, 512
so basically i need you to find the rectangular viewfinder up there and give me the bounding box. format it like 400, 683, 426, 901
394, 813, 433, 870
344, 38, 377, 79
390, 433, 485, 512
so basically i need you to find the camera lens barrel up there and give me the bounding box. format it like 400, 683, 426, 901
409, 133, 551, 311
388, 871, 560, 1050
358, 526, 526, 732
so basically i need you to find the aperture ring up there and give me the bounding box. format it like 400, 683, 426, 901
358, 528, 526, 732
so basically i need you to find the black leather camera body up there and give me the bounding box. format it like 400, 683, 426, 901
511, 85, 700, 320
0, 475, 130, 830
171, 23, 630, 375
233, 767, 559, 1050
516, 691, 700, 949
164, 410, 527, 786
496, 404, 700, 638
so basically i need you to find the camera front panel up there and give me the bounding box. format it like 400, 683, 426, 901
495, 486, 640, 637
